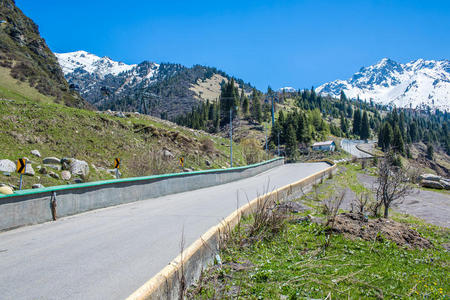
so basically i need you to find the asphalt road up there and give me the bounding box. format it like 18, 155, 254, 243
357, 173, 450, 228
0, 162, 329, 300
341, 139, 373, 158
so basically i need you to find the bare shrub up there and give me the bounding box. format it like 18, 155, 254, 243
178, 228, 187, 300
241, 138, 264, 165
249, 197, 282, 239
200, 138, 215, 153
352, 192, 371, 214
322, 190, 346, 228
375, 151, 412, 218
246, 182, 289, 240
361, 159, 368, 169
128, 149, 177, 176
407, 166, 422, 184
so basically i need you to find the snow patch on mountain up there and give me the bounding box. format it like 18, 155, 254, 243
316, 58, 450, 111
55, 50, 138, 78
278, 87, 297, 92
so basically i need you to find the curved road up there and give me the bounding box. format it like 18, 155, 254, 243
0, 162, 329, 300
341, 139, 373, 158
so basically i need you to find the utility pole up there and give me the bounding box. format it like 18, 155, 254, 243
264, 124, 268, 158
271, 95, 275, 127
277, 131, 280, 156
230, 108, 233, 168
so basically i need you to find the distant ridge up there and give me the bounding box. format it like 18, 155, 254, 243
316, 58, 450, 111
55, 51, 253, 118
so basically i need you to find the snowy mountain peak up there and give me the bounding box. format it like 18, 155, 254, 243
278, 87, 297, 92
317, 58, 450, 111
55, 50, 137, 78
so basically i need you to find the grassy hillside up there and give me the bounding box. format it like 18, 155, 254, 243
0, 95, 257, 190
0, 0, 86, 108
0, 66, 54, 103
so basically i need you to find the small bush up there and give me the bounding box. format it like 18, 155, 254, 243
241, 138, 264, 165
128, 149, 177, 176
200, 138, 215, 153
361, 159, 368, 169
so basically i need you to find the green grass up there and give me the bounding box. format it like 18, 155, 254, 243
0, 67, 54, 103
0, 96, 251, 189
190, 161, 449, 299
418, 186, 450, 196
192, 218, 449, 299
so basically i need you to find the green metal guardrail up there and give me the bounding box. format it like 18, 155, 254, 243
0, 157, 284, 199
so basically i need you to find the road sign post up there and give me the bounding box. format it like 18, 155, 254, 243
16, 158, 26, 190
114, 158, 120, 179
179, 157, 184, 171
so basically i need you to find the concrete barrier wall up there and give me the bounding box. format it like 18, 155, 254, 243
127, 161, 337, 300
0, 158, 284, 232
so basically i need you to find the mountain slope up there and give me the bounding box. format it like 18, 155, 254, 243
317, 58, 450, 111
56, 51, 252, 118
0, 0, 86, 107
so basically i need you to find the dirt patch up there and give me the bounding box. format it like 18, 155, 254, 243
332, 213, 432, 249
224, 260, 253, 272
277, 201, 310, 213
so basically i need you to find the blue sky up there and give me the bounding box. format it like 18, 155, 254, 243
17, 0, 450, 90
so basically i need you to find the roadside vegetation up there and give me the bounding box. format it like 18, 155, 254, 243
0, 96, 266, 190
187, 159, 449, 299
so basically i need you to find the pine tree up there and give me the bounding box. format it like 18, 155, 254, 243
242, 94, 249, 116
426, 144, 434, 160
393, 125, 405, 154
353, 109, 361, 136
285, 124, 297, 157
360, 111, 370, 140
270, 121, 282, 150
251, 88, 262, 123
340, 113, 348, 134
340, 90, 347, 102
219, 78, 239, 125
379, 122, 393, 151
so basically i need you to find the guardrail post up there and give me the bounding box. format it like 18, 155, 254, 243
50, 192, 57, 221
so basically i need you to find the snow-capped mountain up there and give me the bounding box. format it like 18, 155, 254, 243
55, 51, 139, 78
278, 87, 297, 93
55, 51, 252, 117
316, 58, 450, 111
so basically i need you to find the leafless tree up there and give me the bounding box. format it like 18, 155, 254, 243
322, 189, 346, 228
375, 151, 411, 218
353, 192, 371, 214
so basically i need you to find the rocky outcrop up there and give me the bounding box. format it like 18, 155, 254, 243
419, 174, 441, 182
420, 180, 444, 190
69, 159, 89, 178
25, 163, 35, 176
0, 159, 16, 173
43, 157, 61, 165
163, 149, 174, 159
48, 172, 59, 179
61, 170, 71, 181
419, 174, 450, 190
0, 185, 13, 195
31, 150, 41, 157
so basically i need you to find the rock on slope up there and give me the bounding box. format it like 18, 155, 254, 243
317, 58, 450, 111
